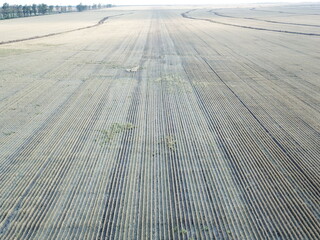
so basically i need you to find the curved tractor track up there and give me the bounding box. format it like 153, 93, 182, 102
209, 10, 320, 28
0, 5, 320, 240
0, 13, 132, 46
182, 9, 320, 37
250, 7, 320, 16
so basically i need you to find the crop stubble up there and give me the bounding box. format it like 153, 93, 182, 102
0, 5, 319, 239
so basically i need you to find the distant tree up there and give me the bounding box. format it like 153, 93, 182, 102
9, 4, 16, 18
38, 4, 48, 15
37, 4, 41, 14
55, 5, 60, 13
22, 5, 28, 16
27, 5, 32, 16
76, 3, 87, 12
48, 5, 54, 14
43, 4, 48, 14
17, 5, 23, 17
10, 4, 15, 17
0, 2, 85, 20
2, 3, 10, 19
32, 4, 37, 15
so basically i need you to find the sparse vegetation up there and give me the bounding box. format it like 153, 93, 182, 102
180, 228, 188, 235
154, 74, 191, 93
165, 135, 176, 151
99, 123, 135, 145
202, 226, 209, 231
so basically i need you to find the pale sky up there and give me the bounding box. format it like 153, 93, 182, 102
0, 0, 319, 6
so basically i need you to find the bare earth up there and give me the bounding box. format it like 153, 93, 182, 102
0, 4, 319, 239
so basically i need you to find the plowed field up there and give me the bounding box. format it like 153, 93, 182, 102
0, 4, 319, 239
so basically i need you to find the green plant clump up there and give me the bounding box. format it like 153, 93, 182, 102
100, 122, 135, 144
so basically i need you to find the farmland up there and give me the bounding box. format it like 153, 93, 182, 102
0, 4, 320, 239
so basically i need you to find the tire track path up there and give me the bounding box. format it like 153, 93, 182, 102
0, 13, 132, 46
182, 10, 320, 37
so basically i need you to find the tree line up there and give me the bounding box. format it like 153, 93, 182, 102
0, 3, 113, 20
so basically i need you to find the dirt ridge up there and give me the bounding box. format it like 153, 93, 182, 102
0, 13, 132, 46
182, 10, 320, 37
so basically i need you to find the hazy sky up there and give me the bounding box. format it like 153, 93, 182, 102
0, 0, 319, 5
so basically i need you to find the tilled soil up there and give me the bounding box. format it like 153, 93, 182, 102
0, 5, 319, 239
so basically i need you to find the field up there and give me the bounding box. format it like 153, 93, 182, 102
0, 4, 320, 239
